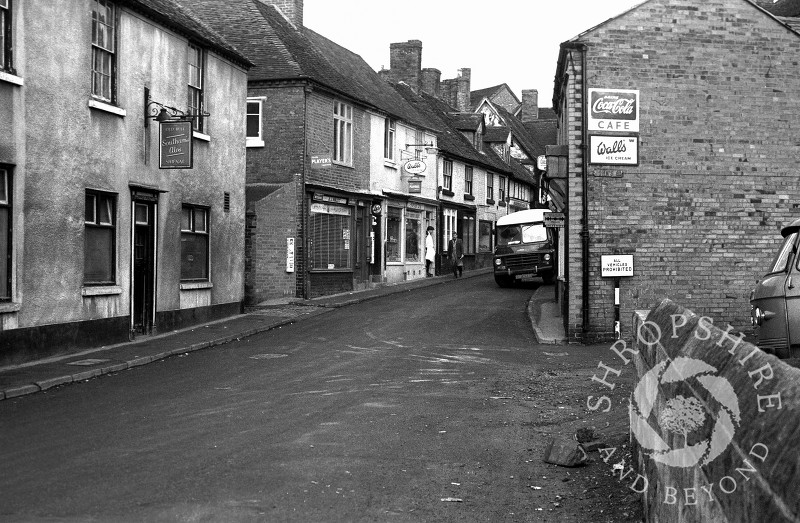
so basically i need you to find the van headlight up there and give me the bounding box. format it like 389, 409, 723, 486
544, 254, 551, 261
753, 307, 764, 326
494, 258, 502, 266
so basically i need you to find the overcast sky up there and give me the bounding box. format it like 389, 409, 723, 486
303, 0, 643, 108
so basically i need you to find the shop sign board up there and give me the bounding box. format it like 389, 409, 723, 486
286, 238, 295, 273
544, 212, 565, 228
159, 120, 193, 169
588, 89, 639, 132
310, 203, 351, 216
313, 193, 348, 205
408, 178, 422, 193
310, 155, 331, 169
589, 135, 638, 165
601, 254, 634, 277
537, 155, 547, 171
403, 159, 426, 175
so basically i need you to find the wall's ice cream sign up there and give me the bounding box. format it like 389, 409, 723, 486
588, 89, 639, 132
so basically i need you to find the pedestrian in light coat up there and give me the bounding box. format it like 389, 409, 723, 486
447, 232, 464, 278
425, 226, 435, 277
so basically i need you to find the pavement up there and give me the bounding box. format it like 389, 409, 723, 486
0, 268, 567, 401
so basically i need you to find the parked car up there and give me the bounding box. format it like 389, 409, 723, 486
493, 209, 555, 287
750, 218, 800, 358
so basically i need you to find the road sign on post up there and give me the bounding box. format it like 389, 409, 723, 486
601, 254, 634, 340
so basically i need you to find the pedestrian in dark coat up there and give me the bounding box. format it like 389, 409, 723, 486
447, 232, 464, 278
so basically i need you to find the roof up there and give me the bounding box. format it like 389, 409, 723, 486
497, 208, 550, 226
450, 113, 484, 132
484, 127, 510, 143
523, 120, 558, 158
754, 0, 800, 16
469, 84, 521, 112
188, 0, 435, 131
493, 104, 553, 159
124, 0, 251, 67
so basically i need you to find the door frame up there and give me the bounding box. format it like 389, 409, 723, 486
130, 188, 159, 337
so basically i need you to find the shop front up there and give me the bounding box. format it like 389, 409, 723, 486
440, 203, 478, 275
383, 199, 437, 283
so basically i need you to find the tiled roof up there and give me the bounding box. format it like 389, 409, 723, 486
124, 0, 251, 67
493, 105, 549, 159
188, 0, 434, 131
523, 120, 558, 158
753, 0, 800, 16
393, 83, 511, 175
450, 113, 484, 132
469, 84, 519, 111
484, 127, 510, 143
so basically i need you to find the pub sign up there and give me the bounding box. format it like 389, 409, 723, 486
159, 120, 193, 169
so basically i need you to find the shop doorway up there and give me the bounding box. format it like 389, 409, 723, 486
130, 191, 158, 336
354, 207, 370, 288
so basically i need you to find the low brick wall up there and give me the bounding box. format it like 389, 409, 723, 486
631, 299, 799, 523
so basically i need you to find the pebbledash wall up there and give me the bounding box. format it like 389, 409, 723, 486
555, 0, 800, 342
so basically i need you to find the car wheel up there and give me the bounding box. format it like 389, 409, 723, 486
495, 275, 511, 288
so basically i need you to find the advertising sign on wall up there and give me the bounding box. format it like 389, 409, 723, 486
589, 135, 639, 165
159, 121, 193, 169
588, 89, 639, 132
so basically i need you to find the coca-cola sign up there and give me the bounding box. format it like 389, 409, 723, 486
588, 89, 639, 132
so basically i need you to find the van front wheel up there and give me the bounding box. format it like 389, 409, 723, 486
495, 275, 513, 288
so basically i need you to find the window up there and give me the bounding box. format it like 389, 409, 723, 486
1, 0, 12, 74
384, 119, 395, 161
479, 220, 493, 253
188, 43, 204, 132
84, 190, 116, 284
405, 211, 421, 263
181, 205, 209, 281
486, 173, 494, 201
310, 204, 351, 270
333, 101, 353, 165
461, 215, 475, 254
414, 129, 424, 160
770, 233, 797, 273
443, 160, 453, 191
91, 0, 116, 102
0, 167, 10, 299
499, 176, 506, 201
464, 166, 473, 196
246, 98, 264, 146
443, 208, 457, 245
386, 207, 402, 263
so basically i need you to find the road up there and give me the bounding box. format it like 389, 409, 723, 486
0, 276, 639, 522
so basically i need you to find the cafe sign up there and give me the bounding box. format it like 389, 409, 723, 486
403, 159, 426, 175
159, 120, 193, 169
588, 89, 639, 132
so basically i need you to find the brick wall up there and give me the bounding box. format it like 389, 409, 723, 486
562, 0, 800, 342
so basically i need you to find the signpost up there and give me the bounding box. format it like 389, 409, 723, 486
158, 120, 193, 169
601, 254, 634, 339
544, 212, 565, 228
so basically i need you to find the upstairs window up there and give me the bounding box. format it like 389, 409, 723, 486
181, 205, 209, 281
414, 129, 424, 160
384, 119, 395, 161
188, 44, 205, 132
333, 101, 353, 165
91, 0, 116, 102
84, 190, 116, 284
499, 176, 506, 201
443, 160, 453, 191
486, 173, 494, 201
0, 0, 13, 74
246, 97, 264, 147
464, 166, 473, 196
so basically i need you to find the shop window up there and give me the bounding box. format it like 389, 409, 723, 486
443, 208, 457, 245
443, 160, 453, 191
188, 43, 205, 132
486, 173, 494, 202
0, 167, 10, 299
461, 215, 475, 255
464, 166, 473, 196
91, 0, 116, 103
181, 205, 209, 281
84, 190, 116, 284
246, 98, 264, 147
333, 101, 353, 165
1, 0, 13, 74
384, 118, 395, 161
310, 205, 352, 269
405, 211, 421, 263
479, 220, 493, 253
386, 207, 402, 263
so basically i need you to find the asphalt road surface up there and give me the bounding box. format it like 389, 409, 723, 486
0, 276, 639, 522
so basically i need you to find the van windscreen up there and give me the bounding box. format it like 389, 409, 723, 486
497, 222, 547, 245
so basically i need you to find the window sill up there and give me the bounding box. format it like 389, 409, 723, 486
464, 194, 475, 201
193, 131, 211, 142
331, 161, 354, 169
486, 198, 495, 205
384, 160, 398, 169
0, 302, 21, 314
441, 189, 455, 197
88, 99, 127, 117
310, 268, 353, 273
82, 285, 122, 297
246, 138, 265, 148
0, 71, 23, 86
180, 281, 213, 290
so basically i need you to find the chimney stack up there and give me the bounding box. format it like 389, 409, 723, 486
456, 68, 471, 112
389, 40, 423, 92
521, 89, 539, 123
257, 0, 304, 28
420, 68, 441, 98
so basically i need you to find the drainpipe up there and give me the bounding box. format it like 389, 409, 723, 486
579, 44, 590, 336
